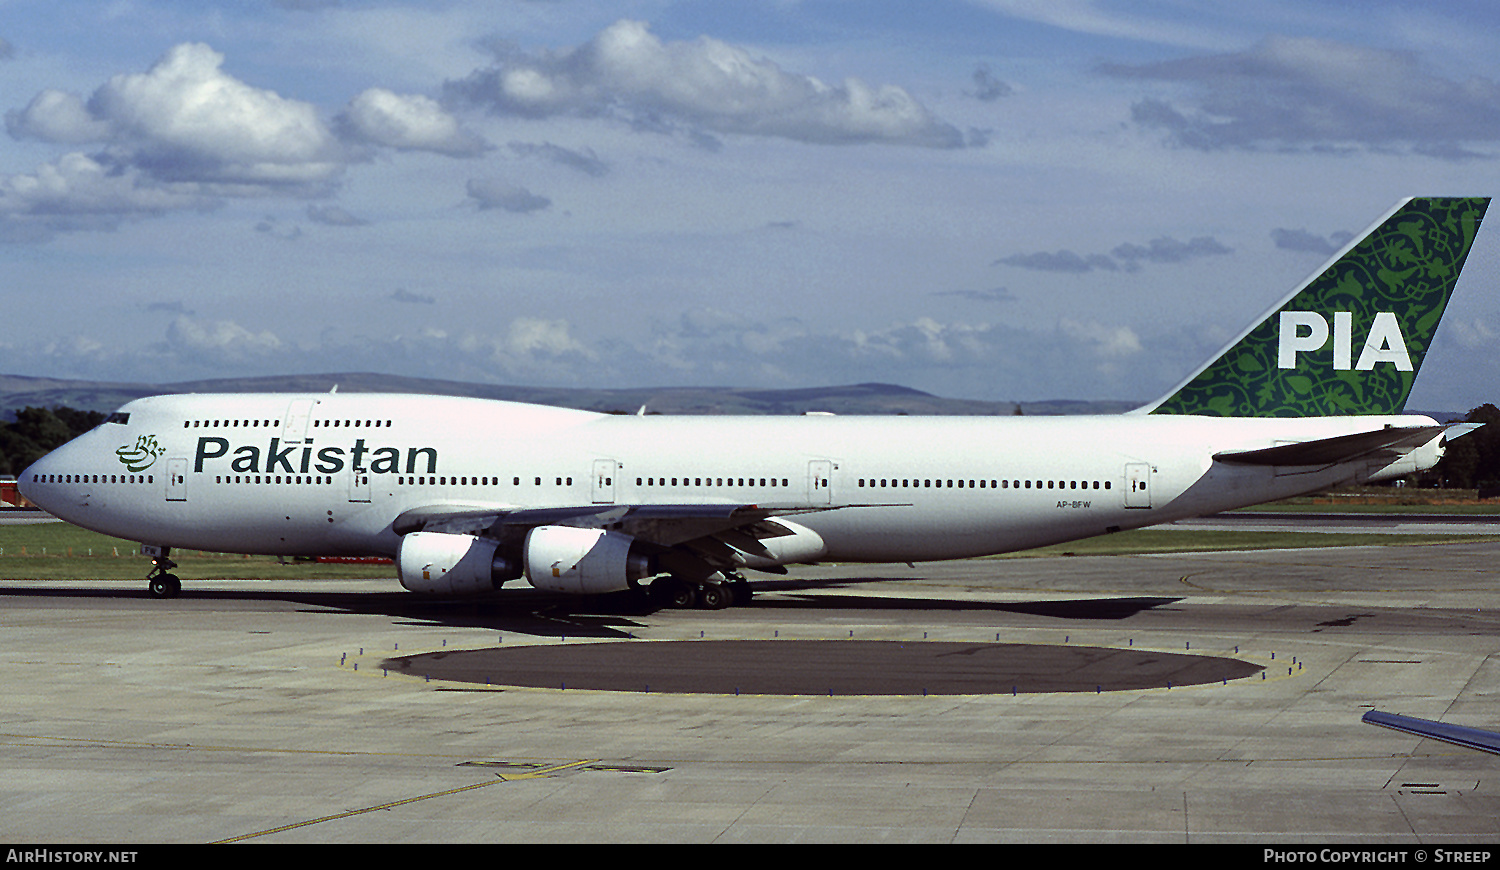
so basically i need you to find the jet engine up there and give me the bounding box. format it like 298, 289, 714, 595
523, 525, 655, 594
397, 531, 520, 595
398, 526, 655, 596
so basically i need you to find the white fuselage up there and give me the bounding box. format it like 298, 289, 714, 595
18, 393, 1439, 566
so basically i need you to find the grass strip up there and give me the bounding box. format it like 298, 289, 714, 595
999, 528, 1492, 558
0, 522, 390, 581
1, 519, 1492, 580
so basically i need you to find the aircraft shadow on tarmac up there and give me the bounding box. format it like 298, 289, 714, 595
0, 582, 1243, 695
0, 574, 1182, 640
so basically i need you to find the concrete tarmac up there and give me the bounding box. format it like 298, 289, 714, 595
3, 540, 1500, 843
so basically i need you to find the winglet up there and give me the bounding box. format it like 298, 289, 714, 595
1145, 197, 1489, 417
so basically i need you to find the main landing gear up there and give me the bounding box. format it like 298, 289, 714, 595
143, 544, 181, 599
650, 572, 754, 610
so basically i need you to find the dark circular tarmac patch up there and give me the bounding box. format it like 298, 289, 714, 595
382, 640, 1264, 695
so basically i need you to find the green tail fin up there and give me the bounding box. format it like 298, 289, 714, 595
1147, 196, 1488, 417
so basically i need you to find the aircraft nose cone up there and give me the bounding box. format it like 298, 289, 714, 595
17, 455, 48, 506
18, 449, 69, 514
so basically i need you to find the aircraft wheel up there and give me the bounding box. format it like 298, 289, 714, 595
657, 579, 698, 609
698, 583, 731, 610
148, 573, 181, 599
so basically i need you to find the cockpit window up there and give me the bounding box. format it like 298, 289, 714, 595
105, 412, 130, 425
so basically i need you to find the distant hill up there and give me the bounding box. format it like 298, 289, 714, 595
0, 372, 1140, 417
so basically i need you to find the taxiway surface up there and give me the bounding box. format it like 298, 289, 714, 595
2, 538, 1499, 843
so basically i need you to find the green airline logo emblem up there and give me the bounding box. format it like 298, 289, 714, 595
116, 434, 166, 472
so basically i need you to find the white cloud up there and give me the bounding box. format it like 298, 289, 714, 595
6, 90, 112, 143
164, 315, 283, 364
1104, 36, 1500, 154
970, 0, 1236, 51
2, 42, 503, 240
448, 19, 965, 147
6, 42, 346, 204
306, 204, 368, 227
313, 318, 597, 383
88, 43, 346, 186
504, 317, 593, 360
507, 141, 609, 177
389, 288, 435, 305
1271, 227, 1352, 255
1059, 319, 1142, 358
1447, 316, 1499, 351
0, 152, 218, 238
466, 177, 551, 213
997, 234, 1232, 273
339, 88, 486, 156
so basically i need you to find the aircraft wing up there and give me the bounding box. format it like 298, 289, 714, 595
394, 502, 831, 543
1212, 425, 1444, 467
390, 501, 852, 574
1362, 710, 1500, 756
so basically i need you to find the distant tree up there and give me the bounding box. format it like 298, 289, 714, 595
1434, 404, 1500, 489
0, 428, 44, 476
11, 406, 73, 448
52, 406, 106, 437
1441, 432, 1479, 488
0, 406, 106, 476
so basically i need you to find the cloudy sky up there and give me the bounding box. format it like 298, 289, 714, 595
3, 0, 1499, 411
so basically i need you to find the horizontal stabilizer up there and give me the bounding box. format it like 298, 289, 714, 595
1212, 425, 1442, 467
1445, 422, 1484, 441
1363, 710, 1500, 756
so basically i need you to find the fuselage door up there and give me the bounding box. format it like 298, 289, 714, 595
348, 468, 370, 503
1124, 462, 1152, 509
166, 458, 187, 502
808, 459, 833, 505
283, 399, 316, 443
591, 459, 617, 504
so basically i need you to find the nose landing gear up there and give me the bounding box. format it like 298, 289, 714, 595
142, 544, 181, 599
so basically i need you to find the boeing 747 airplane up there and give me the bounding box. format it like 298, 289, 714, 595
18, 197, 1490, 607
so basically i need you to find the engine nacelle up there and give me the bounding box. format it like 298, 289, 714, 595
524, 525, 654, 595
397, 532, 520, 595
